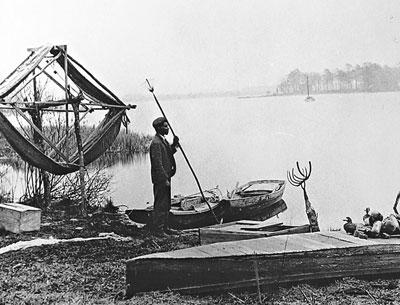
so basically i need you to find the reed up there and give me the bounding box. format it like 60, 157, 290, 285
110, 130, 152, 154
0, 126, 152, 169
77, 124, 152, 154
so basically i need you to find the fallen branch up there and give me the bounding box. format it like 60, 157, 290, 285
364, 288, 379, 305
228, 292, 245, 304
299, 287, 313, 305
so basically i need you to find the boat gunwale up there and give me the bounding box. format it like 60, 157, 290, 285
227, 180, 286, 208
128, 202, 224, 216
128, 239, 400, 262
169, 201, 223, 216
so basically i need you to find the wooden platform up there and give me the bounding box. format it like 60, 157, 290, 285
126, 231, 400, 295
0, 203, 41, 233
199, 219, 311, 245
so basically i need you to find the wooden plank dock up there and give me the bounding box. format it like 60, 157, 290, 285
199, 219, 311, 245
126, 231, 400, 295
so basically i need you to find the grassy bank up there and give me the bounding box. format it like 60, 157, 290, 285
1, 212, 400, 304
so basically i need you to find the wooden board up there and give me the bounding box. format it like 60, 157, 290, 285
126, 231, 400, 295
0, 203, 41, 233
199, 219, 311, 245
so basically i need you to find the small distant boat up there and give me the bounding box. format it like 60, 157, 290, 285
305, 76, 315, 102
222, 179, 286, 222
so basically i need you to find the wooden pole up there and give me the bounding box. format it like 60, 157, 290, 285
63, 45, 70, 159
146, 79, 220, 224
30, 69, 51, 209
72, 101, 87, 217
63, 46, 87, 216
67, 54, 125, 105
41, 69, 80, 96
7, 53, 62, 101
49, 108, 92, 159
11, 104, 70, 163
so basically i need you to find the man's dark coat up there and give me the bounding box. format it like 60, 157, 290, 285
150, 134, 177, 184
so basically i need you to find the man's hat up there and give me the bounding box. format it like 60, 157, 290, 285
152, 117, 167, 129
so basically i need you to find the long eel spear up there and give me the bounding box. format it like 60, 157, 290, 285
146, 79, 220, 224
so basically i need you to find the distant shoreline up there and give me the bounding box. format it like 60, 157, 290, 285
237, 89, 400, 100
237, 94, 274, 99
125, 89, 400, 103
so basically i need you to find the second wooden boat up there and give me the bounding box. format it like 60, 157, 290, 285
223, 180, 286, 222
126, 231, 400, 295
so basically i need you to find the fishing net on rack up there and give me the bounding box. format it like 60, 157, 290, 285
0, 45, 132, 175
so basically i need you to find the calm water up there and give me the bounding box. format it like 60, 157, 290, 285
6, 92, 400, 230
107, 91, 400, 230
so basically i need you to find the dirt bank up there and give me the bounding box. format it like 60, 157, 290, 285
1, 212, 400, 304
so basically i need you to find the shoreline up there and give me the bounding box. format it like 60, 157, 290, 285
1, 211, 399, 304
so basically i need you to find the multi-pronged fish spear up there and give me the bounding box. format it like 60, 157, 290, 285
287, 161, 312, 189
287, 161, 319, 232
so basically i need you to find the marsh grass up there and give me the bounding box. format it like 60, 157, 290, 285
0, 127, 152, 169
111, 130, 152, 154
0, 123, 151, 210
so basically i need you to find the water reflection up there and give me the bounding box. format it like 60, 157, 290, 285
0, 152, 148, 202
0, 164, 24, 201
0, 151, 148, 171
0, 157, 24, 171
95, 152, 148, 168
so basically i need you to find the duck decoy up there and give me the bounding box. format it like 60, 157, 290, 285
343, 217, 357, 234
363, 207, 370, 226
369, 210, 383, 226
381, 214, 400, 235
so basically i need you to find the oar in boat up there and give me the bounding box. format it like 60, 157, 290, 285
145, 79, 220, 224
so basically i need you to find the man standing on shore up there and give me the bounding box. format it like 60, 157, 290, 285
150, 117, 180, 236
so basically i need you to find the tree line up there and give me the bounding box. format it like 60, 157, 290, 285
276, 63, 400, 95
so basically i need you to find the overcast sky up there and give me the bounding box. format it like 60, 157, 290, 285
0, 0, 399, 96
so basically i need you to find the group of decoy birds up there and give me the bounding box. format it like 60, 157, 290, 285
343, 207, 399, 239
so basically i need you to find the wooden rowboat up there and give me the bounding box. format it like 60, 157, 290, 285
126, 231, 400, 295
125, 192, 229, 229
125, 181, 287, 229
126, 196, 287, 230
223, 179, 286, 222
